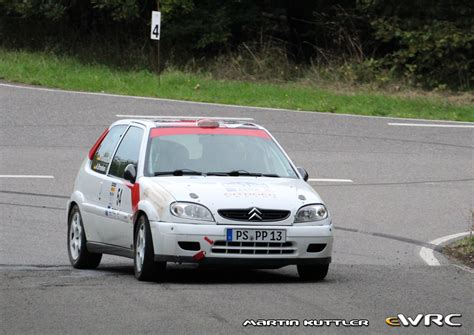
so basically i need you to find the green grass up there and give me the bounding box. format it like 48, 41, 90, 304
452, 235, 474, 254
1, 49, 473, 121
444, 235, 473, 268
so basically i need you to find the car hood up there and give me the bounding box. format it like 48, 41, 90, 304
145, 176, 323, 212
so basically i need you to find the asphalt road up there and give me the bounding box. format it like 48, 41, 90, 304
1, 83, 473, 334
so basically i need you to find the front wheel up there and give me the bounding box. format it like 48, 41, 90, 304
67, 205, 102, 269
134, 215, 166, 281
297, 264, 329, 281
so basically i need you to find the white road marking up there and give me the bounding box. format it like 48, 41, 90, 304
1, 82, 473, 124
389, 122, 474, 128
0, 175, 55, 179
308, 178, 353, 183
419, 231, 471, 266
452, 264, 474, 274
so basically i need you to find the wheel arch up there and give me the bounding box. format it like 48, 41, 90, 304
133, 210, 148, 235
67, 201, 78, 224
135, 199, 160, 222
66, 201, 92, 242
67, 191, 85, 225
132, 210, 157, 256
133, 199, 162, 243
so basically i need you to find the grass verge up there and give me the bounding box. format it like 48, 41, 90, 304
0, 49, 473, 121
444, 235, 473, 268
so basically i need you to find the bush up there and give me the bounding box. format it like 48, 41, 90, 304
370, 11, 473, 90
1, 0, 473, 90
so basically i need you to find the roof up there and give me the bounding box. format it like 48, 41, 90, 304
114, 116, 263, 130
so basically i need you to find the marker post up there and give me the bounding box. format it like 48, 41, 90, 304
150, 1, 161, 85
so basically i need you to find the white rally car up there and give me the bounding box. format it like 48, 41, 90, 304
67, 117, 333, 281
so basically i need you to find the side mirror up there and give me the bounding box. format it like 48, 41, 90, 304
297, 167, 309, 182
123, 164, 137, 183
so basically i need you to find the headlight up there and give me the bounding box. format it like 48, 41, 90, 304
295, 204, 328, 223
170, 202, 214, 222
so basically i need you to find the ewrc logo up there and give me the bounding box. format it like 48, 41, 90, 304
386, 314, 462, 327
242, 319, 369, 327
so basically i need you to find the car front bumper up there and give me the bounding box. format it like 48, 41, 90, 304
149, 221, 333, 267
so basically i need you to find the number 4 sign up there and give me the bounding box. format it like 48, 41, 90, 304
150, 11, 161, 40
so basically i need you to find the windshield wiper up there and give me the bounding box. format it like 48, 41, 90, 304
259, 173, 280, 178
154, 169, 203, 176
206, 172, 229, 176
207, 170, 280, 178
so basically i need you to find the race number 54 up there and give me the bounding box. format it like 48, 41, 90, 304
150, 11, 161, 40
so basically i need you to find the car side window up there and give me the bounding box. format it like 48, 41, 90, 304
91, 125, 127, 174
108, 126, 144, 179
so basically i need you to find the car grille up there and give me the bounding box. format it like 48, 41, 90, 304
211, 241, 296, 255
218, 208, 291, 222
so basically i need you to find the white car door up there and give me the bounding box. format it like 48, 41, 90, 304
99, 125, 145, 248
80, 125, 127, 243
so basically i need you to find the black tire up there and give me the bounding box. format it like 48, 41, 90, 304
67, 205, 102, 269
297, 264, 329, 281
134, 215, 166, 282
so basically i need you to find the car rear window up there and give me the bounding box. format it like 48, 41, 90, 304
91, 125, 127, 174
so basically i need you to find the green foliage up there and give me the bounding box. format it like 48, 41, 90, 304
160, 0, 259, 52
0, 0, 473, 90
92, 0, 140, 21
1, 49, 472, 121
0, 0, 67, 20
161, 0, 194, 15
371, 17, 474, 89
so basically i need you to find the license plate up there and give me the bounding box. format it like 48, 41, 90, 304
226, 229, 286, 243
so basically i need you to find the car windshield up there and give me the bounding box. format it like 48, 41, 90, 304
145, 128, 297, 178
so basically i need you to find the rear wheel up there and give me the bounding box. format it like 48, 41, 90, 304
67, 205, 102, 269
297, 264, 329, 281
134, 215, 166, 281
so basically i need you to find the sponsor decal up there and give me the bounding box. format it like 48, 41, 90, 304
385, 314, 462, 327
94, 163, 107, 172
242, 319, 369, 327
222, 182, 276, 198
116, 188, 123, 207
105, 202, 113, 217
